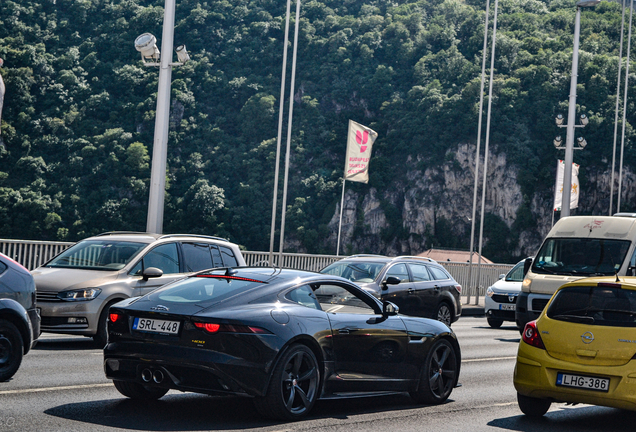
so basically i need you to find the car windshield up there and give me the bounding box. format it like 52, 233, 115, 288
149, 274, 264, 305
46, 240, 146, 271
320, 261, 385, 283
505, 261, 526, 282
532, 238, 630, 276
547, 285, 636, 327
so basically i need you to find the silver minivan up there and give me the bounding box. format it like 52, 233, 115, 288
32, 232, 245, 346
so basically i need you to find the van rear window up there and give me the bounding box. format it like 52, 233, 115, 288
547, 286, 636, 327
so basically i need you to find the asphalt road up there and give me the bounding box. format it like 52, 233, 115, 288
1, 317, 636, 432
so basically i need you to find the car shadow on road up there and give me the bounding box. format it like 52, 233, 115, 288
34, 338, 101, 351
44, 392, 446, 430
494, 337, 521, 343
489, 405, 636, 431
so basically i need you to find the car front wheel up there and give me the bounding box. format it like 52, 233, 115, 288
0, 320, 23, 382
254, 344, 320, 420
517, 392, 551, 417
410, 338, 458, 404
487, 317, 503, 328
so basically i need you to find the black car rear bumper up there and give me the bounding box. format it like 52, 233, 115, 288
104, 341, 277, 397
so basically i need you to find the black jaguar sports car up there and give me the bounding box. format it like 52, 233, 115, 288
104, 267, 461, 420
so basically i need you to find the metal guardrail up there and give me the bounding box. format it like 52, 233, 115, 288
0, 239, 513, 304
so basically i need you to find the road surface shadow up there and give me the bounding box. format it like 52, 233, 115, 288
489, 405, 636, 431
34, 337, 101, 351
495, 337, 521, 343
44, 392, 451, 430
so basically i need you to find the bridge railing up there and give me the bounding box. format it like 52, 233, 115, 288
0, 239, 513, 304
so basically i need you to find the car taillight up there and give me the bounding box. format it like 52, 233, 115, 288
109, 313, 121, 323
454, 284, 462, 294
193, 322, 270, 334
522, 320, 545, 350
194, 322, 221, 333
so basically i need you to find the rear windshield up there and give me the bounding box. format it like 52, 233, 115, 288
320, 261, 385, 283
46, 240, 146, 270
150, 275, 264, 304
532, 238, 630, 276
547, 285, 636, 327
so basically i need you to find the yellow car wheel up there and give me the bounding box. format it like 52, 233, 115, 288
517, 392, 551, 417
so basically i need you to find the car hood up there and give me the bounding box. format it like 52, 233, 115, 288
31, 267, 119, 292
489, 280, 522, 294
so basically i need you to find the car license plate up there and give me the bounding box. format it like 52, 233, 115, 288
133, 317, 180, 335
499, 304, 516, 311
556, 372, 610, 392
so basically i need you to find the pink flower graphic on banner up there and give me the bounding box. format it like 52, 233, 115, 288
356, 129, 369, 152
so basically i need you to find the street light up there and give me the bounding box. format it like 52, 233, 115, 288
554, 113, 589, 150
560, 0, 600, 218
135, 0, 190, 234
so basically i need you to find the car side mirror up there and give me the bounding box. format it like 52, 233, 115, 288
498, 274, 506, 280
382, 301, 399, 317
142, 267, 163, 281
523, 258, 533, 276
381, 276, 401, 290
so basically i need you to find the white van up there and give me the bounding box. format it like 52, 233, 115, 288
515, 214, 636, 330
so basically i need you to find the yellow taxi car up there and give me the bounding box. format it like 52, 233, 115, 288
514, 276, 636, 416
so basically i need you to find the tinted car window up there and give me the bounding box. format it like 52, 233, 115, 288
429, 266, 449, 281
313, 283, 376, 314
320, 261, 384, 282
547, 285, 636, 327
141, 243, 180, 274
409, 264, 431, 282
182, 243, 214, 272
152, 275, 261, 304
386, 264, 409, 283
286, 285, 321, 310
219, 246, 238, 267
46, 240, 146, 270
210, 246, 224, 267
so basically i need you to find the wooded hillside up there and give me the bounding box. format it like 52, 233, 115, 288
0, 0, 632, 261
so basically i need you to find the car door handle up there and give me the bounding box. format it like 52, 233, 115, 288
338, 329, 350, 334
407, 288, 415, 295
434, 285, 440, 291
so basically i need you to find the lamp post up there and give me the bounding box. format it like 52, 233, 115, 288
561, 0, 600, 218
135, 0, 189, 234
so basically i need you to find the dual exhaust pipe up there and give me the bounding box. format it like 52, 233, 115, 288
141, 368, 165, 384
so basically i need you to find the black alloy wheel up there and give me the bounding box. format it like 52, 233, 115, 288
0, 320, 24, 382
436, 303, 453, 326
113, 380, 169, 400
254, 344, 320, 420
410, 338, 458, 404
487, 317, 503, 328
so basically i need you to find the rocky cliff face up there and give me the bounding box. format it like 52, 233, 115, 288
326, 143, 635, 262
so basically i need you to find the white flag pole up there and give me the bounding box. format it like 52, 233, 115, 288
336, 179, 346, 256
